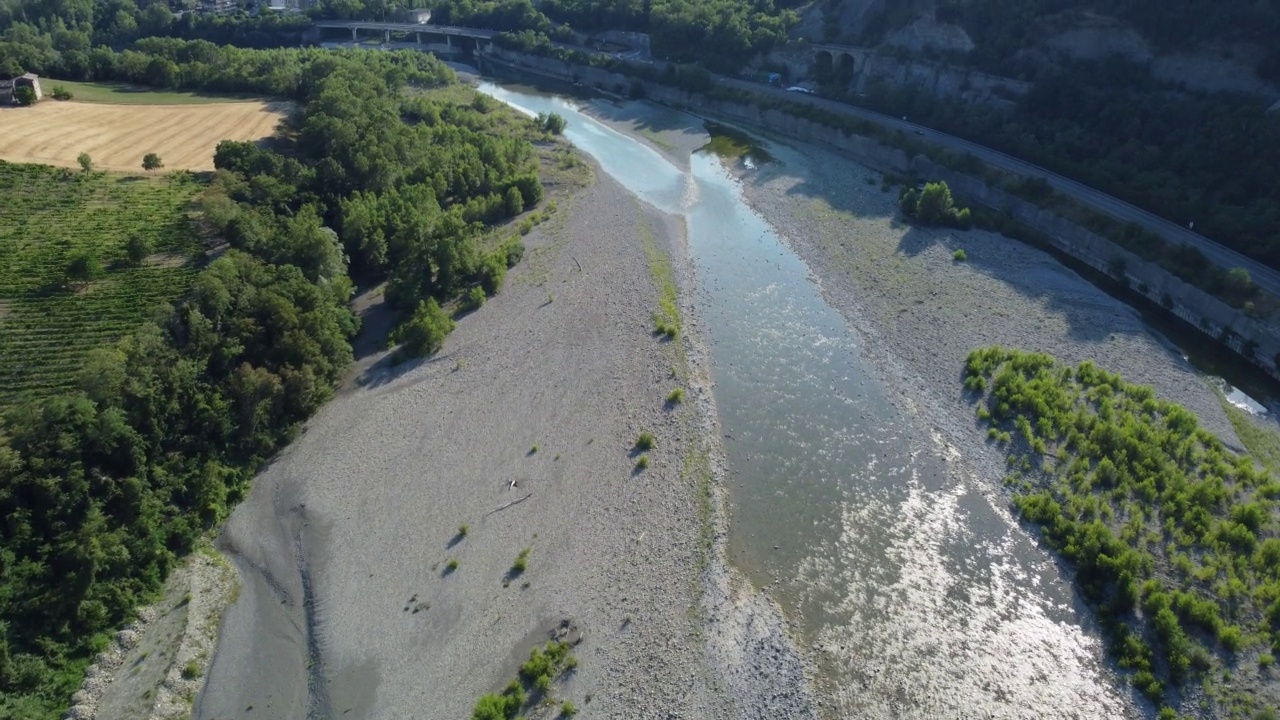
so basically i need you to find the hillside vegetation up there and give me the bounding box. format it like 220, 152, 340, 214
0, 40, 545, 720
966, 347, 1280, 717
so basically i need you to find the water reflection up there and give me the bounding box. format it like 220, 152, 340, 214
478, 82, 1139, 718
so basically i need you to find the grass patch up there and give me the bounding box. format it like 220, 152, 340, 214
0, 163, 203, 406
683, 444, 714, 570
470, 640, 579, 719
42, 79, 267, 105
701, 122, 773, 164
1221, 399, 1280, 477
639, 218, 681, 340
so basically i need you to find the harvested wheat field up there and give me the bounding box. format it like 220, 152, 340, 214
0, 100, 287, 171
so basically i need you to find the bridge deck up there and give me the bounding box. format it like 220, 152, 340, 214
312, 21, 497, 39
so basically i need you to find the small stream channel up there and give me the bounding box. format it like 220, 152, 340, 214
480, 79, 1157, 717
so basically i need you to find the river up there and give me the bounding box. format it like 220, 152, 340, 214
478, 80, 1143, 718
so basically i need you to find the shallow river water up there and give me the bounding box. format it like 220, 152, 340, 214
480, 81, 1141, 718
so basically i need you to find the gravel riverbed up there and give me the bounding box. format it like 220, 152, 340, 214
196, 166, 735, 719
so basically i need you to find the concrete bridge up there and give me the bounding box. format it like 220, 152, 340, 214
312, 20, 496, 52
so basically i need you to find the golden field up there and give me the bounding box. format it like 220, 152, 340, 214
0, 100, 287, 172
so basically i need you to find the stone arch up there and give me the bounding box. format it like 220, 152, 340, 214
814, 50, 833, 73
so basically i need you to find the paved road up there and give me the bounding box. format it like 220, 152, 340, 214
313, 20, 496, 39
715, 76, 1280, 299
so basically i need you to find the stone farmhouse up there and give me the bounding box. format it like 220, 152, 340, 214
0, 73, 43, 105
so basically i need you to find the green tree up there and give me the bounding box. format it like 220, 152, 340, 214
899, 187, 918, 217
1224, 267, 1256, 301
125, 234, 153, 266
916, 181, 957, 225
142, 153, 164, 172
391, 298, 455, 358
541, 112, 567, 134
65, 250, 104, 287
77, 152, 93, 173
504, 185, 525, 216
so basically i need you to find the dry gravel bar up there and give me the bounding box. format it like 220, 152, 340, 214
195, 168, 737, 719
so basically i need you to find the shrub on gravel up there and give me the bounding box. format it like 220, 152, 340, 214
391, 298, 455, 358
965, 345, 1280, 709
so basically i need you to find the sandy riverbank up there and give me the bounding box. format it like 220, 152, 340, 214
194, 162, 731, 718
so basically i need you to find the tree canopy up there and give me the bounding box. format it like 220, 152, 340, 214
0, 41, 545, 720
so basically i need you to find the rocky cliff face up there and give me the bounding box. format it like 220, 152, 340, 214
797, 0, 1279, 101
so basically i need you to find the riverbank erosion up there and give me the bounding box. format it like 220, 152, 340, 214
195, 167, 726, 719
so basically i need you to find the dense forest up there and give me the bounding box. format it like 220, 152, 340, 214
306, 0, 801, 71
966, 348, 1280, 717
0, 38, 543, 719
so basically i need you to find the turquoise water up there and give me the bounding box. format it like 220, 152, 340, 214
480, 81, 1139, 719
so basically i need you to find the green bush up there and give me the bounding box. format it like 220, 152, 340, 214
504, 185, 525, 216
480, 251, 508, 295
901, 181, 972, 229
391, 298, 455, 358
501, 237, 526, 268
965, 345, 1280, 701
